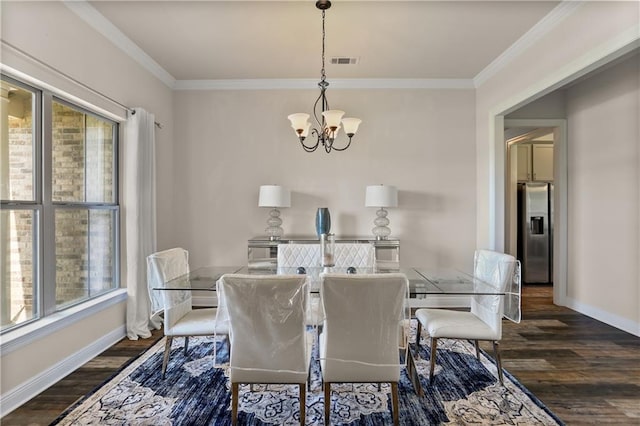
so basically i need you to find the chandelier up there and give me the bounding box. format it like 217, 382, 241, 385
287, 0, 361, 153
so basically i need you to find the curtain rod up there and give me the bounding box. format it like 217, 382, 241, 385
2, 41, 163, 129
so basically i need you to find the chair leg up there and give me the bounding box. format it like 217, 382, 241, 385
231, 382, 239, 426
429, 337, 438, 384
299, 383, 306, 426
474, 340, 480, 360
492, 341, 504, 385
391, 382, 399, 426
162, 336, 173, 379
416, 320, 422, 346
324, 382, 331, 426
184, 336, 189, 355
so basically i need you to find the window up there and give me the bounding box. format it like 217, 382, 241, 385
1, 76, 119, 332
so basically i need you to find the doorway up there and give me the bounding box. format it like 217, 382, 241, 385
502, 118, 567, 306
505, 127, 555, 286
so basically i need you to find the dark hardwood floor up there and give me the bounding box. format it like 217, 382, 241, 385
3, 285, 639, 425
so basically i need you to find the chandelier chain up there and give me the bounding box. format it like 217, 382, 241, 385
320, 10, 326, 84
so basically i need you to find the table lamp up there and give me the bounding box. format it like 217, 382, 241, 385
258, 185, 291, 240
365, 184, 398, 240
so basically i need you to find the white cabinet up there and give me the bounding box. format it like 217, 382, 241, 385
516, 143, 553, 182
532, 144, 554, 181
516, 144, 532, 181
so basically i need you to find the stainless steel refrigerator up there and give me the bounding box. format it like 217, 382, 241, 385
517, 182, 553, 284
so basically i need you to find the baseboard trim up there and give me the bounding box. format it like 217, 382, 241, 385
0, 325, 126, 417
564, 297, 640, 337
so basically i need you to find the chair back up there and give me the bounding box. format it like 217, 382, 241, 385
471, 249, 517, 337
333, 243, 375, 268
277, 244, 321, 269
217, 274, 309, 381
319, 273, 407, 382
147, 248, 190, 328
277, 243, 375, 270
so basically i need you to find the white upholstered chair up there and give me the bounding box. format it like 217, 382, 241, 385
277, 243, 376, 326
415, 249, 518, 385
217, 274, 311, 426
147, 248, 228, 378
277, 242, 375, 269
277, 243, 321, 270
319, 273, 408, 426
333, 243, 375, 268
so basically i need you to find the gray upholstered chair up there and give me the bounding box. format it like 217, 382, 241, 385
147, 248, 228, 378
319, 273, 408, 426
415, 249, 518, 385
216, 274, 311, 426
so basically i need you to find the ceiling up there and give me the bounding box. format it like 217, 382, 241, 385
87, 1, 560, 84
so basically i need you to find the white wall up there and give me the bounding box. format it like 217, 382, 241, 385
171, 88, 477, 269
565, 53, 639, 328
505, 89, 566, 119
475, 1, 639, 334
0, 0, 174, 409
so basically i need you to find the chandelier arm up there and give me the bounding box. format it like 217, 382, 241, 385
328, 136, 353, 152
301, 143, 318, 153
300, 132, 320, 152
312, 88, 329, 129
324, 139, 333, 153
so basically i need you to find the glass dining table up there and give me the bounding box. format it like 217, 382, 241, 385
156, 265, 508, 297
154, 265, 520, 396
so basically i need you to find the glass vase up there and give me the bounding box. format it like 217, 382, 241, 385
315, 207, 331, 238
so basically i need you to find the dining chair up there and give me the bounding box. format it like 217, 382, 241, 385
277, 242, 376, 326
277, 242, 375, 269
147, 248, 228, 378
217, 274, 312, 426
277, 243, 321, 270
414, 249, 518, 385
319, 273, 408, 426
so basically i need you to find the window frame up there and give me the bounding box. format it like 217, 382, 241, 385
1, 74, 120, 333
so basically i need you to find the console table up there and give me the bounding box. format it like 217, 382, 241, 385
248, 236, 400, 271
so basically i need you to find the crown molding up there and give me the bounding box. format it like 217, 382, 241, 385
63, 0, 177, 89
64, 0, 581, 92
174, 78, 475, 90
473, 0, 585, 88
62, 1, 474, 92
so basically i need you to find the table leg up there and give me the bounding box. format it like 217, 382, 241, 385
403, 346, 423, 396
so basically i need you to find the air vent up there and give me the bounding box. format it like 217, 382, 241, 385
330, 57, 359, 65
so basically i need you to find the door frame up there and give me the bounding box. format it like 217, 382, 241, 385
485, 37, 638, 308
504, 119, 567, 306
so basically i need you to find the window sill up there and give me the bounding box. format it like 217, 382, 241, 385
0, 289, 127, 356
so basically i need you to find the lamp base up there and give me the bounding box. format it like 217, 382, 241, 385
265, 208, 284, 239
371, 208, 391, 240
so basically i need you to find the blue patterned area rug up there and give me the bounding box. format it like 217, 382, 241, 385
53, 321, 563, 425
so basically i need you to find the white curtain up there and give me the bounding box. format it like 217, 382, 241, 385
124, 108, 158, 340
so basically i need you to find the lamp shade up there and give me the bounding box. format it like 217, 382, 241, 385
288, 113, 310, 131
342, 118, 362, 136
322, 110, 345, 128
365, 185, 398, 208
258, 185, 291, 208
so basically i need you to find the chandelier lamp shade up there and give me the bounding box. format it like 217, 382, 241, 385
287, 0, 362, 153
258, 185, 291, 240
365, 185, 398, 240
